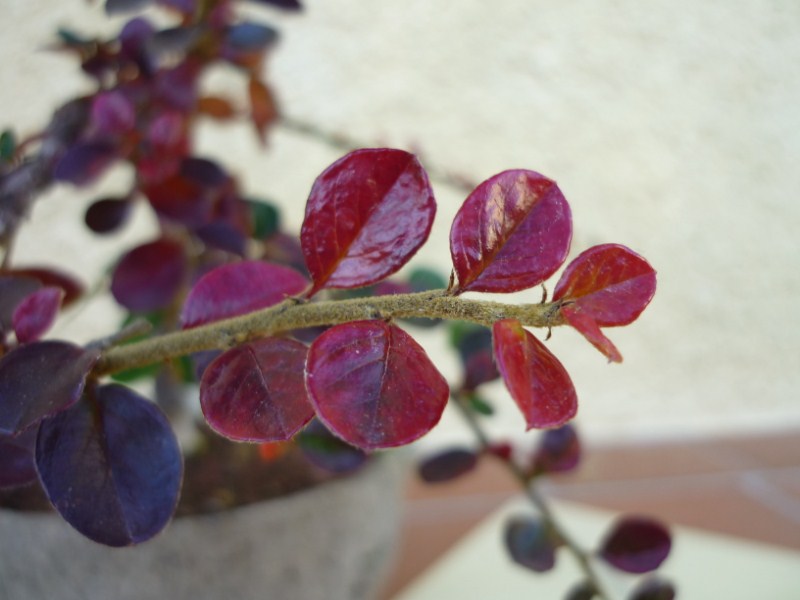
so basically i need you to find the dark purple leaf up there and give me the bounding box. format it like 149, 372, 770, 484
418, 448, 478, 483
245, 0, 302, 10
505, 515, 559, 572
36, 384, 182, 546
195, 222, 247, 256
0, 341, 99, 436
565, 580, 597, 600
450, 170, 572, 293
84, 197, 133, 234
200, 337, 313, 442
90, 91, 135, 137
181, 260, 308, 328
111, 238, 187, 312
463, 347, 499, 391
629, 577, 676, 600
147, 26, 202, 60
7, 267, 84, 306
119, 17, 156, 73
154, 62, 199, 110
599, 516, 672, 574
296, 419, 367, 474
0, 275, 40, 336
300, 148, 436, 295
180, 156, 227, 187
12, 286, 64, 343
493, 319, 577, 430
53, 142, 118, 186
0, 427, 38, 488
227, 22, 278, 51
306, 320, 448, 450
106, 0, 154, 15
532, 424, 581, 474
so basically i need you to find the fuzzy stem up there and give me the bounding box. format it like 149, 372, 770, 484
451, 393, 613, 600
95, 289, 565, 376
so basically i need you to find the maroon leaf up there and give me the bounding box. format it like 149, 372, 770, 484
306, 320, 448, 450
450, 170, 572, 293
0, 341, 99, 436
84, 197, 133, 234
200, 337, 313, 442
300, 149, 436, 295
12, 286, 64, 343
553, 244, 656, 327
504, 515, 559, 572
53, 141, 118, 186
531, 423, 581, 474
0, 275, 40, 336
36, 384, 182, 546
561, 305, 623, 363
418, 448, 479, 483
492, 319, 577, 430
111, 238, 187, 312
181, 260, 308, 328
0, 427, 38, 488
599, 516, 672, 574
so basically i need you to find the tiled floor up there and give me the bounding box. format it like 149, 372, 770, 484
380, 430, 800, 599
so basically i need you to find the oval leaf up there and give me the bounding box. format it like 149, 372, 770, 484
630, 578, 677, 600
90, 91, 135, 137
111, 238, 187, 312
200, 337, 313, 442
561, 304, 623, 363
53, 142, 118, 186
181, 260, 308, 328
12, 286, 64, 343
0, 275, 41, 335
418, 447, 478, 483
492, 319, 577, 430
248, 78, 278, 142
0, 341, 99, 436
553, 244, 656, 326
599, 516, 672, 574
300, 149, 436, 295
306, 320, 448, 450
504, 515, 559, 572
296, 419, 367, 474
6, 267, 84, 306
0, 427, 38, 488
36, 384, 182, 546
532, 423, 581, 474
450, 170, 572, 293
84, 197, 132, 234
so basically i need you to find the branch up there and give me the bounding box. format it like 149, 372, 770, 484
95, 289, 566, 376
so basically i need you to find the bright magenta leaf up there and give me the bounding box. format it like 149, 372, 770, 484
553, 243, 656, 326
492, 319, 577, 429
305, 320, 448, 450
200, 337, 313, 442
181, 261, 308, 328
561, 305, 623, 363
12, 286, 64, 343
450, 170, 572, 293
300, 149, 436, 295
110, 238, 187, 312
599, 516, 672, 574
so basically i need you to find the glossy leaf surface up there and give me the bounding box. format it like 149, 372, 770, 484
296, 419, 367, 474
561, 304, 623, 363
553, 244, 656, 327
450, 170, 571, 293
12, 286, 64, 343
0, 428, 38, 488
200, 337, 313, 442
181, 260, 308, 328
0, 341, 99, 436
599, 516, 671, 574
504, 515, 559, 572
306, 320, 448, 449
492, 319, 577, 430
85, 197, 132, 234
300, 149, 436, 294
36, 384, 182, 546
418, 448, 478, 483
629, 578, 677, 600
532, 423, 581, 474
111, 238, 187, 312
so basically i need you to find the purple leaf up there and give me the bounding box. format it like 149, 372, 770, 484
84, 197, 133, 234
0, 275, 40, 336
492, 319, 577, 430
418, 448, 479, 483
90, 91, 136, 137
629, 577, 677, 600
532, 423, 581, 474
599, 516, 672, 574
306, 320, 448, 450
53, 142, 118, 186
7, 267, 84, 307
300, 148, 436, 295
200, 337, 313, 442
0, 341, 99, 436
0, 427, 38, 488
36, 384, 182, 546
296, 419, 367, 474
450, 170, 572, 293
111, 238, 187, 312
194, 222, 247, 256
504, 515, 559, 572
12, 286, 64, 343
181, 260, 308, 328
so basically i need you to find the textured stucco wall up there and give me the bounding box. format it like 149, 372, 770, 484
2, 0, 799, 445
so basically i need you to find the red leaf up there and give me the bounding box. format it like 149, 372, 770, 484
305, 320, 448, 450
300, 149, 436, 295
248, 78, 278, 142
200, 337, 313, 442
492, 319, 577, 429
110, 238, 187, 312
450, 170, 572, 293
553, 243, 656, 326
12, 286, 64, 343
181, 261, 308, 328
599, 516, 672, 574
561, 305, 623, 363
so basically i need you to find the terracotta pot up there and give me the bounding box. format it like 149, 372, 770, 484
0, 456, 404, 600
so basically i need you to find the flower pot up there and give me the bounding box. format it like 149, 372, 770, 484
0, 455, 404, 600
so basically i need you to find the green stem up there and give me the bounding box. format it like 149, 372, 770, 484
95, 289, 565, 376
